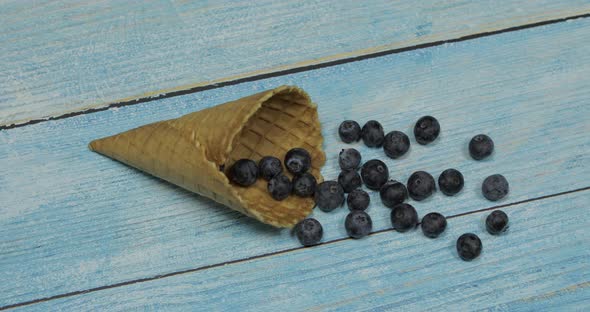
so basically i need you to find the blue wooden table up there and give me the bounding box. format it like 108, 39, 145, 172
1, 1, 589, 310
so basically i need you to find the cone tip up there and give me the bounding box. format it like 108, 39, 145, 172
88, 140, 98, 152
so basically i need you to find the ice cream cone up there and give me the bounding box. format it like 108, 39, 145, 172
89, 86, 325, 228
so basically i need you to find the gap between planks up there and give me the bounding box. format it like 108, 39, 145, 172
2, 186, 588, 311
1, 12, 590, 131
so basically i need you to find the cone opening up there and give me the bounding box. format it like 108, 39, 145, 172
224, 87, 326, 227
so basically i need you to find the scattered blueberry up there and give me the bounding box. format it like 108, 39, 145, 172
390, 203, 418, 232
292, 173, 317, 197
407, 171, 436, 201
361, 159, 389, 190
267, 174, 292, 201
383, 131, 410, 159
258, 156, 283, 181
379, 180, 408, 208
228, 159, 258, 186
469, 134, 494, 160
414, 116, 440, 145
339, 120, 362, 143
294, 218, 323, 246
347, 189, 370, 211
361, 120, 385, 147
284, 148, 312, 175
486, 210, 509, 235
438, 169, 464, 196
482, 174, 509, 201
314, 181, 345, 212
339, 148, 362, 170
456, 233, 482, 261
345, 210, 373, 239
421, 212, 447, 238
338, 170, 362, 193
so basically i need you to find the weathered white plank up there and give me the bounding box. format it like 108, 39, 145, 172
1, 0, 590, 125
18, 191, 590, 311
1, 17, 590, 306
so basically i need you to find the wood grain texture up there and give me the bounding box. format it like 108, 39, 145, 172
2, 17, 590, 306
489, 281, 590, 311
18, 190, 590, 311
2, 0, 590, 126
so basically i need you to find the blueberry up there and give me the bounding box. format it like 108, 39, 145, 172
383, 131, 410, 159
347, 189, 370, 211
345, 210, 373, 239
407, 171, 436, 201
339, 148, 361, 170
390, 203, 418, 232
228, 159, 258, 186
258, 156, 283, 181
267, 174, 292, 201
414, 116, 440, 145
284, 148, 312, 175
482, 174, 509, 201
361, 159, 389, 190
379, 180, 407, 208
361, 120, 385, 147
338, 170, 362, 193
438, 169, 464, 196
314, 181, 345, 212
421, 212, 447, 238
469, 134, 494, 160
456, 233, 482, 261
294, 218, 323, 246
486, 210, 509, 235
339, 120, 362, 143
292, 173, 317, 197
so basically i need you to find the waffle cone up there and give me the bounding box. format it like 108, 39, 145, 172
89, 86, 325, 228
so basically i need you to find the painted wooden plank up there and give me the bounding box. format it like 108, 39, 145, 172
489, 281, 590, 312
2, 17, 590, 307
18, 190, 590, 311
1, 1, 590, 126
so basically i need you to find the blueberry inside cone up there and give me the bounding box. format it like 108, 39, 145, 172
267, 174, 292, 201
292, 173, 317, 197
228, 159, 258, 187
284, 148, 311, 175
258, 156, 283, 181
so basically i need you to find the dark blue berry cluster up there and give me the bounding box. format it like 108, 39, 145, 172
229, 117, 511, 259
227, 148, 318, 202
297, 117, 510, 260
